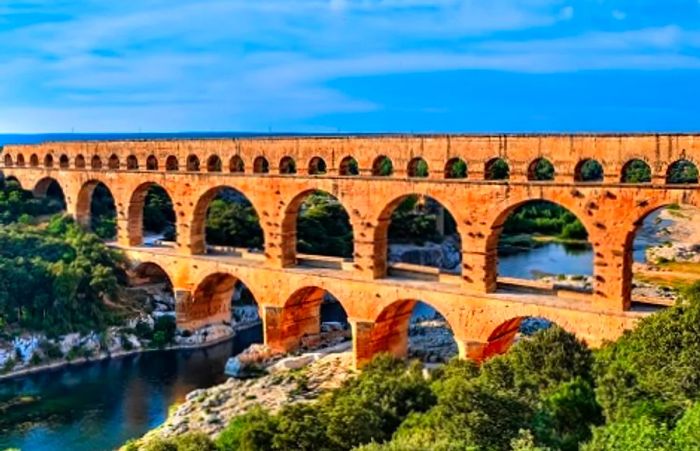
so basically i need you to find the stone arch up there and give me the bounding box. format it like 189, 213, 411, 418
229, 155, 245, 173
374, 193, 462, 278
126, 155, 139, 170
76, 179, 116, 239
91, 155, 103, 170
207, 155, 222, 172
574, 159, 604, 182
166, 155, 179, 171
3, 154, 12, 166
190, 185, 264, 255
131, 261, 175, 290
407, 157, 429, 178
308, 156, 327, 175
621, 158, 651, 183
16, 154, 25, 167
186, 272, 237, 330
59, 154, 70, 169
527, 158, 554, 181
666, 159, 698, 184
33, 176, 66, 209
253, 156, 269, 174
186, 154, 200, 172
483, 198, 593, 292
279, 156, 296, 174
270, 286, 350, 352
372, 155, 393, 176
477, 316, 554, 360
75, 154, 86, 169
485, 157, 509, 180
127, 182, 177, 246
108, 154, 120, 170
44, 154, 54, 168
444, 157, 467, 179
30, 154, 39, 167
146, 155, 158, 170
367, 299, 457, 361
281, 189, 354, 264
339, 156, 359, 176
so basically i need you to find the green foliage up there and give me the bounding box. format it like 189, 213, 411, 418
622, 159, 652, 183
503, 201, 588, 240
487, 158, 509, 180
577, 160, 604, 182
296, 192, 353, 258
0, 179, 63, 224
90, 183, 117, 239
0, 216, 124, 335
583, 415, 672, 451
205, 197, 264, 249
667, 160, 698, 184
530, 159, 554, 181
388, 196, 440, 245
446, 159, 467, 179
143, 185, 176, 240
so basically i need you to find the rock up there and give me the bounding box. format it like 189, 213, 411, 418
268, 354, 317, 373
224, 357, 245, 378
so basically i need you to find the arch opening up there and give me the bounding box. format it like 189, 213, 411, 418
493, 200, 592, 293
477, 316, 554, 360
574, 159, 603, 182
128, 183, 177, 247
91, 155, 103, 170
108, 154, 119, 170
284, 190, 354, 265
229, 155, 245, 173
186, 273, 264, 340
129, 262, 177, 331
166, 156, 179, 171
383, 195, 460, 279
207, 155, 222, 172
33, 177, 67, 211
186, 155, 200, 172
77, 181, 117, 239
370, 299, 457, 363
44, 154, 54, 168
75, 155, 86, 169
30, 154, 39, 167
308, 156, 327, 175
16, 154, 25, 167
621, 159, 651, 183
444, 158, 467, 179
192, 186, 264, 255
666, 159, 698, 184
372, 155, 393, 176
3, 154, 12, 167
485, 158, 509, 180
407, 157, 429, 178
527, 158, 554, 181
126, 155, 139, 170
253, 156, 269, 174
279, 156, 296, 174
146, 155, 158, 171
273, 287, 351, 353
339, 156, 359, 176
59, 154, 70, 169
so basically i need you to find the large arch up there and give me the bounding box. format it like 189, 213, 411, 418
33, 177, 67, 210
281, 189, 354, 265
127, 182, 177, 246
477, 316, 554, 360
190, 185, 264, 255
484, 198, 593, 293
377, 193, 461, 279
76, 180, 117, 239
366, 299, 457, 362
269, 286, 350, 352
130, 262, 176, 315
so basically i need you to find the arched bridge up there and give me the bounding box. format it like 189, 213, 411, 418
3, 134, 698, 367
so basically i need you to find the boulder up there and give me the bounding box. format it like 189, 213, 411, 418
268, 354, 317, 373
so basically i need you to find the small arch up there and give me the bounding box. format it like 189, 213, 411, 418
126, 155, 138, 170
59, 154, 69, 169
339, 156, 359, 176
407, 157, 429, 178
146, 155, 158, 171
207, 155, 222, 172
186, 154, 200, 172
3, 154, 12, 167
44, 154, 54, 168
574, 159, 604, 182
253, 156, 269, 174
372, 155, 393, 176
229, 155, 245, 173
30, 154, 39, 167
527, 158, 554, 181
666, 159, 698, 184
108, 154, 120, 170
621, 159, 651, 183
485, 157, 509, 180
75, 155, 86, 169
166, 156, 179, 171
444, 158, 467, 179
91, 155, 103, 170
308, 156, 327, 175
16, 154, 25, 167
279, 156, 296, 174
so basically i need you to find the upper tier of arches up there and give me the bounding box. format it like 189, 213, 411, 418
3, 135, 700, 184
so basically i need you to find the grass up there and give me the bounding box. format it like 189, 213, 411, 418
656, 261, 700, 276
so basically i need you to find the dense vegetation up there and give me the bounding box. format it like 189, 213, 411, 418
503, 201, 588, 241
135, 282, 700, 451
0, 178, 64, 224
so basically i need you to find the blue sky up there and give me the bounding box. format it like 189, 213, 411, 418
1, 0, 699, 133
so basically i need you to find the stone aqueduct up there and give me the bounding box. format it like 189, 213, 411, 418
2, 134, 699, 367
